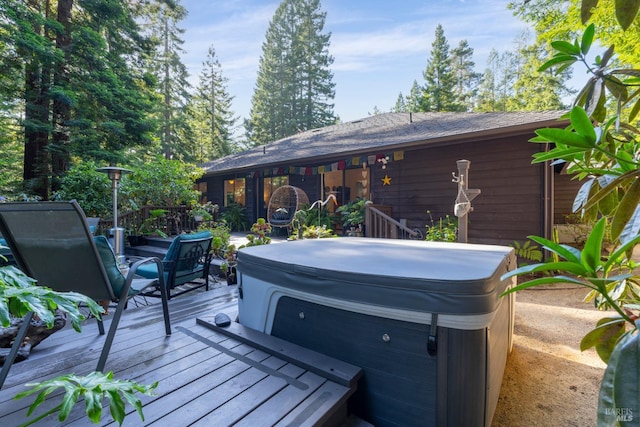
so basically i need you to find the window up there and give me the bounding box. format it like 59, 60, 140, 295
345, 168, 369, 201
224, 178, 245, 206
322, 166, 369, 205
263, 176, 289, 206
196, 182, 207, 203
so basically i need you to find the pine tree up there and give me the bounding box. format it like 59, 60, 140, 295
248, 0, 336, 146
1, 0, 156, 198
450, 40, 481, 111
476, 49, 515, 112
421, 24, 460, 112
393, 93, 407, 112
406, 80, 423, 112
142, 0, 191, 159
506, 36, 571, 111
189, 46, 238, 162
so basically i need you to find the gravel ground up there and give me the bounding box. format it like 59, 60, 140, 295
492, 285, 607, 426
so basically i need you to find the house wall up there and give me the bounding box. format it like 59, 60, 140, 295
371, 134, 546, 246
201, 133, 576, 245
553, 171, 583, 224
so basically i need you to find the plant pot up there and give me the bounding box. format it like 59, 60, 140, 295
226, 266, 237, 285
127, 235, 148, 247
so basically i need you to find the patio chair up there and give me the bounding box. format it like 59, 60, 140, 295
267, 185, 309, 228
0, 201, 171, 385
135, 231, 213, 300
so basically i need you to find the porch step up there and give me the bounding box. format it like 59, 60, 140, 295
125, 244, 168, 258
145, 236, 174, 249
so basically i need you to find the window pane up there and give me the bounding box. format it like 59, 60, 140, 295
224, 178, 246, 206
264, 176, 289, 206
345, 167, 369, 201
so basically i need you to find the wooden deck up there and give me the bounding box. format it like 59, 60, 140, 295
0, 284, 363, 426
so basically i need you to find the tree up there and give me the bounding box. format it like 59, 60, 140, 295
503, 1, 640, 418
0, 0, 157, 199
476, 49, 518, 112
248, 0, 336, 146
507, 39, 571, 111
142, 0, 192, 160
405, 80, 423, 113
393, 93, 407, 112
189, 46, 238, 163
450, 40, 481, 111
421, 24, 461, 112
509, 0, 639, 65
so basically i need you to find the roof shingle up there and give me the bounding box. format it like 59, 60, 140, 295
201, 111, 565, 175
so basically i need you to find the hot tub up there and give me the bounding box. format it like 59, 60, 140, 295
236, 238, 516, 427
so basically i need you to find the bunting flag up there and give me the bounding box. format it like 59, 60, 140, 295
252, 151, 404, 177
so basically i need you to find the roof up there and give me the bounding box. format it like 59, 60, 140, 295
201, 111, 565, 175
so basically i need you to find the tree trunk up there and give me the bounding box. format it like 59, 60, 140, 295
51, 0, 73, 192
22, 0, 52, 200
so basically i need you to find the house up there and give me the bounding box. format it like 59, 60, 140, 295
198, 111, 578, 246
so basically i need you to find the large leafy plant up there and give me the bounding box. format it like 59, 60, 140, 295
501, 12, 640, 424
0, 261, 156, 425
15, 371, 158, 426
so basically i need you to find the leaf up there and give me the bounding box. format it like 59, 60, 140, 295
611, 327, 640, 421
538, 54, 577, 72
528, 235, 584, 263
570, 106, 597, 143
629, 97, 640, 122
616, 0, 640, 29
604, 75, 629, 103
531, 147, 586, 164
580, 23, 595, 54
619, 204, 640, 246
534, 128, 594, 148
59, 389, 80, 422
107, 390, 126, 425
500, 275, 588, 297
581, 0, 599, 23
598, 187, 618, 216
551, 40, 581, 56
581, 218, 606, 273
574, 179, 594, 213
580, 317, 625, 355
585, 79, 604, 117
611, 178, 640, 241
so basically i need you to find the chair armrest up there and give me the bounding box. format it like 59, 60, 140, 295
119, 256, 166, 298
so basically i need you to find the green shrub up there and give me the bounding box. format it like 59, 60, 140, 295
53, 161, 112, 217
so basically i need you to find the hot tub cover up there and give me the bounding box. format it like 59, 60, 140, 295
237, 238, 516, 316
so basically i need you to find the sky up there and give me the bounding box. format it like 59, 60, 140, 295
179, 0, 534, 124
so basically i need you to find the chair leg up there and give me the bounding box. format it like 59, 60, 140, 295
96, 296, 128, 372
96, 317, 105, 335
157, 278, 172, 336
0, 311, 34, 389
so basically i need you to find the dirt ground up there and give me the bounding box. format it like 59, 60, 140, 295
491, 285, 607, 426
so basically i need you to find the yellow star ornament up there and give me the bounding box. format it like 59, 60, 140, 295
381, 174, 392, 186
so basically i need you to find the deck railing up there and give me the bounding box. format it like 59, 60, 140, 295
365, 203, 422, 240
97, 205, 202, 236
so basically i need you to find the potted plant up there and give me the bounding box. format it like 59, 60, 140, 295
220, 244, 237, 285
128, 209, 169, 246
240, 218, 272, 248
189, 202, 218, 223
336, 198, 367, 236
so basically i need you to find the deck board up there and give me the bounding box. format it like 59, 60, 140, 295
0, 284, 361, 426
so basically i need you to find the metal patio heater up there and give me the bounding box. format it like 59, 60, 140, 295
98, 166, 131, 265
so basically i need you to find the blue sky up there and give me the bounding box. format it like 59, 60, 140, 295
180, 0, 533, 124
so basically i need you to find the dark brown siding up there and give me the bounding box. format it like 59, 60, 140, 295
554, 171, 583, 224
371, 134, 545, 245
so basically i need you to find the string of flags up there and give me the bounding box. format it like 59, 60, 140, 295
247, 151, 405, 178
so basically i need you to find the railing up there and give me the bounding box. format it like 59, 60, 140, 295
97, 205, 204, 236
365, 203, 423, 240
